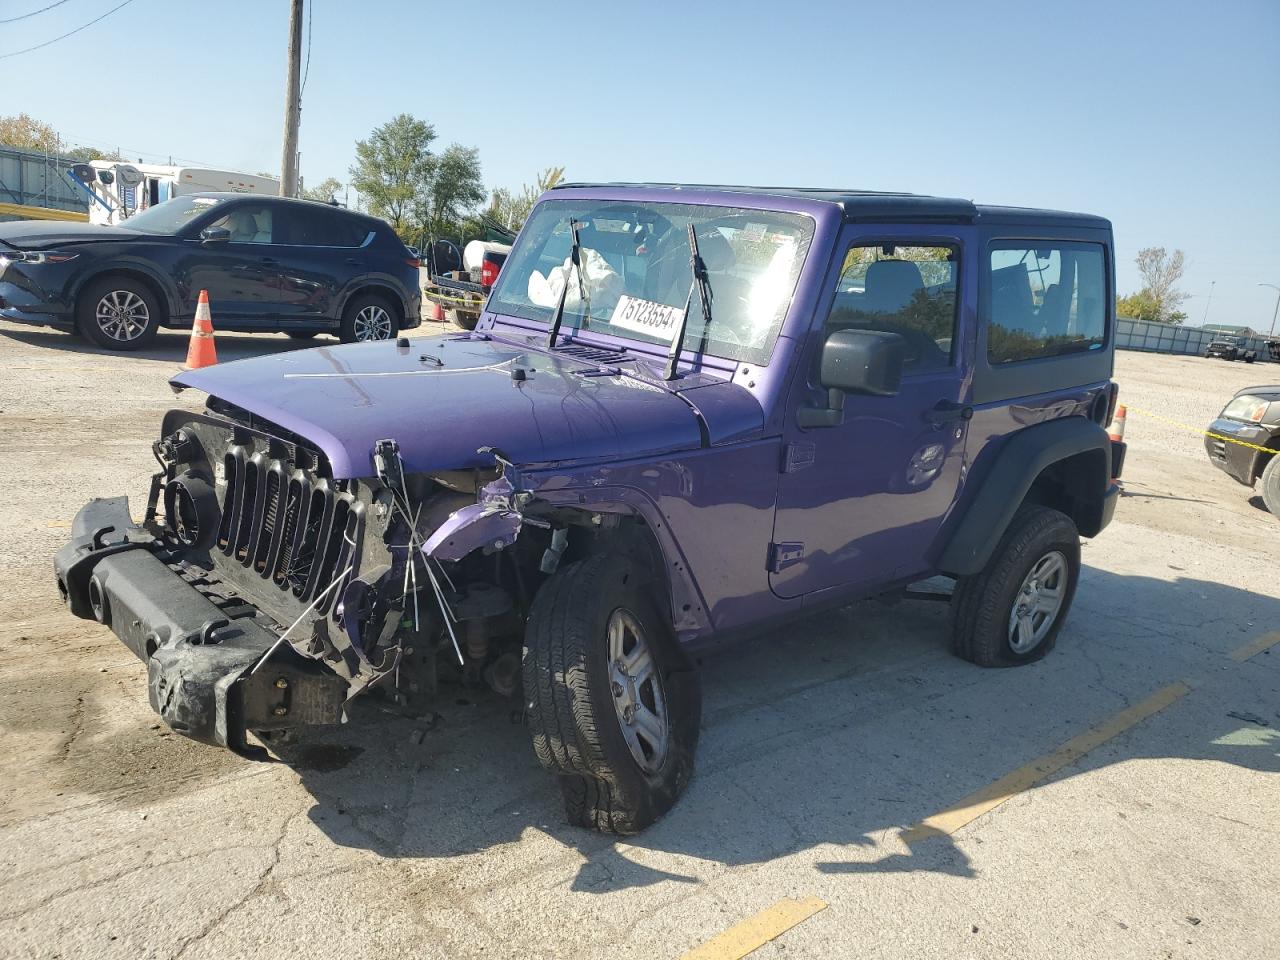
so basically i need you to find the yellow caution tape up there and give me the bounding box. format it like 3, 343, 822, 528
422, 286, 486, 307
1125, 405, 1279, 455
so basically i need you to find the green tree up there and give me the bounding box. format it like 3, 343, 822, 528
487, 165, 566, 230
65, 145, 122, 163
1116, 290, 1161, 322
1131, 246, 1188, 322
303, 177, 344, 203
349, 114, 438, 236
426, 144, 485, 238
0, 112, 58, 151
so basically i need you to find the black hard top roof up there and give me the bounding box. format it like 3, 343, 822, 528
552, 182, 1111, 229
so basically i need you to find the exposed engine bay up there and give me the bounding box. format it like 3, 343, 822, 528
54, 396, 627, 754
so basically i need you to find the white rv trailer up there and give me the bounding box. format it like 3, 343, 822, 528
81, 161, 280, 226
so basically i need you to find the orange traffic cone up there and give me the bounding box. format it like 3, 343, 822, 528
1107, 404, 1127, 442
183, 290, 218, 369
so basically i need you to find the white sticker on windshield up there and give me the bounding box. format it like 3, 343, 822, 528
742, 222, 768, 242
609, 295, 684, 342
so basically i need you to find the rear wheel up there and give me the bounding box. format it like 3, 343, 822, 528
76, 276, 162, 350
523, 552, 700, 834
950, 505, 1080, 666
339, 293, 397, 343
1260, 454, 1280, 519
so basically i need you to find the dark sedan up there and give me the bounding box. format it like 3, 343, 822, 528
1204, 384, 1280, 517
0, 194, 421, 350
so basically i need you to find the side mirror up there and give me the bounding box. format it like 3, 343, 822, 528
200, 226, 231, 245
798, 329, 905, 428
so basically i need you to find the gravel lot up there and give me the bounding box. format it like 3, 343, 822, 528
1, 320, 1277, 960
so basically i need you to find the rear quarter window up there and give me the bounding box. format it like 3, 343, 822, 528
986, 242, 1107, 363
286, 207, 368, 247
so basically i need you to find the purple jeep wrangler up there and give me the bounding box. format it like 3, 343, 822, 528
56, 184, 1124, 833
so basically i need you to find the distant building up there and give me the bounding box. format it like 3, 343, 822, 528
1201, 323, 1257, 337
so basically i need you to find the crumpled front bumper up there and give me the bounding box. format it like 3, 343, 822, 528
54, 497, 345, 754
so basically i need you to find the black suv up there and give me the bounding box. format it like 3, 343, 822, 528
0, 194, 422, 350
1204, 336, 1257, 363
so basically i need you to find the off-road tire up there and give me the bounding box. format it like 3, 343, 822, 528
339, 293, 398, 343
76, 275, 162, 351
950, 505, 1080, 667
1260, 453, 1280, 519
523, 552, 700, 834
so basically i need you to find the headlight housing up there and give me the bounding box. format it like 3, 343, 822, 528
0, 250, 79, 266
1222, 394, 1270, 424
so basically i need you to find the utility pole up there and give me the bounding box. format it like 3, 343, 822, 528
1201, 280, 1215, 325
1260, 283, 1280, 339
280, 0, 303, 197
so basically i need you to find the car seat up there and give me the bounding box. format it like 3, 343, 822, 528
860, 259, 924, 315
249, 210, 272, 244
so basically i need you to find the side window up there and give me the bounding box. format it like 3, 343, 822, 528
987, 243, 1106, 363
824, 243, 959, 372
286, 207, 366, 247
210, 204, 274, 244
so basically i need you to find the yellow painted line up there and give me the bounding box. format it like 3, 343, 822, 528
1229, 631, 1280, 662
902, 681, 1191, 843
679, 896, 827, 960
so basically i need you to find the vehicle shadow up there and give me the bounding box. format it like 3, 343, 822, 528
271, 565, 1280, 893
0, 318, 458, 363
1246, 494, 1274, 516
0, 324, 313, 363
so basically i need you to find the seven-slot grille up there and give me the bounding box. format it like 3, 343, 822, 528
215, 444, 364, 614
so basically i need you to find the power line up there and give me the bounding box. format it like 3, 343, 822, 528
0, 0, 137, 60
0, 0, 74, 24
300, 0, 313, 96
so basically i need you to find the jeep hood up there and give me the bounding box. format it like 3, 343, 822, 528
0, 220, 143, 249
171, 333, 762, 478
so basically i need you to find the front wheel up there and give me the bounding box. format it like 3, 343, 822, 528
950, 505, 1081, 666
76, 276, 162, 350
339, 293, 397, 343
523, 552, 700, 834
1259, 453, 1280, 519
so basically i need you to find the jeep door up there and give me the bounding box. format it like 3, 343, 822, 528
770, 226, 974, 599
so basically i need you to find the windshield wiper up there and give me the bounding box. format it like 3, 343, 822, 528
546, 219, 586, 348
664, 222, 712, 380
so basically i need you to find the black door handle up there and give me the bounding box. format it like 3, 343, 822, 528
926, 400, 973, 426
259, 256, 279, 264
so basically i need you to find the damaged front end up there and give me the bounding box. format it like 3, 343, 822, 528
54, 407, 543, 754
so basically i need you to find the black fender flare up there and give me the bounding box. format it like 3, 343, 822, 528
938, 416, 1115, 576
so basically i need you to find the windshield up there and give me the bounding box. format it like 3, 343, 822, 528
120, 195, 227, 235
486, 199, 815, 364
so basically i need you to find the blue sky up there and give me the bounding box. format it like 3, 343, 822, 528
5, 0, 1279, 329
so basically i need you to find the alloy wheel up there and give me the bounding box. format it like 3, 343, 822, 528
352, 304, 393, 341
1008, 550, 1067, 653
606, 607, 669, 773
95, 290, 150, 342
